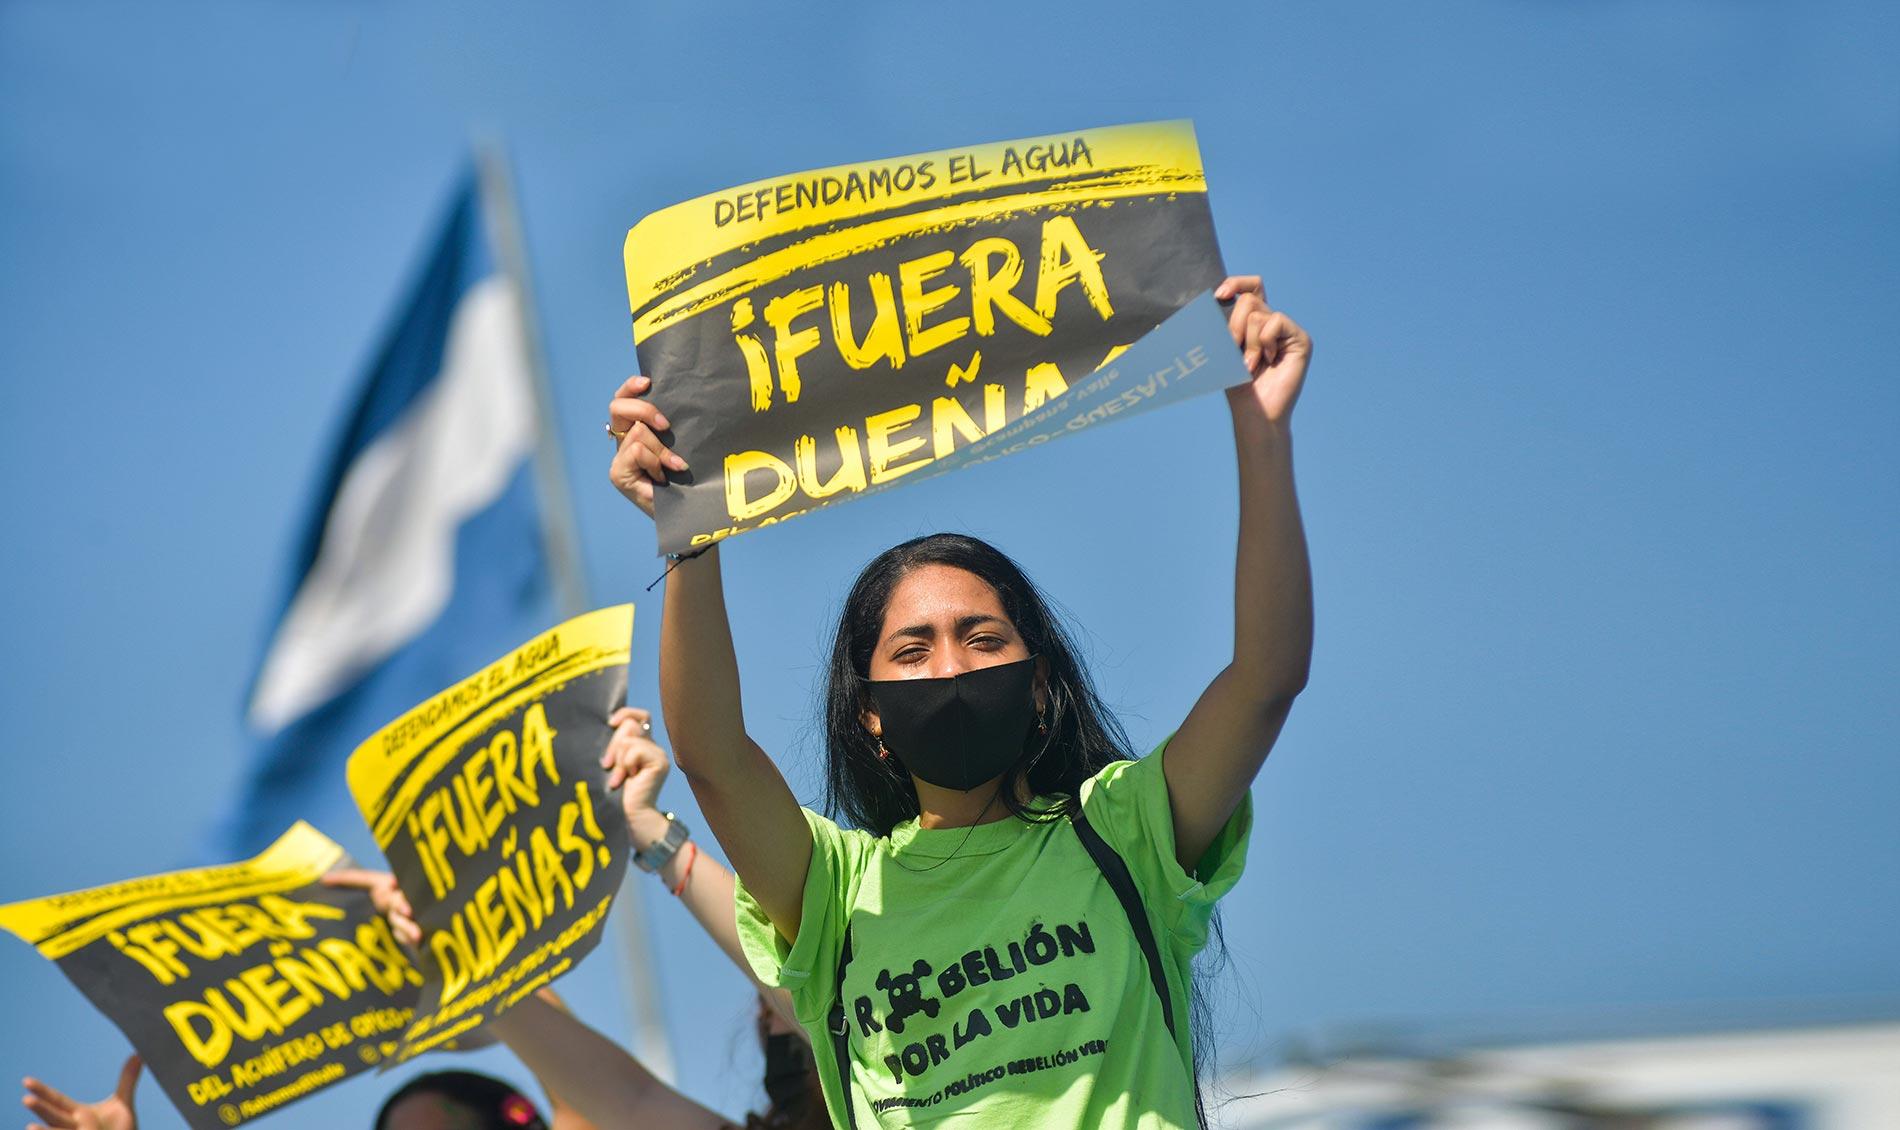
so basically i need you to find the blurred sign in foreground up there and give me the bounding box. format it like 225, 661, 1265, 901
0, 823, 422, 1129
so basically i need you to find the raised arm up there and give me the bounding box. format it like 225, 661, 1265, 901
1163, 277, 1315, 870
604, 706, 801, 1032
608, 377, 815, 944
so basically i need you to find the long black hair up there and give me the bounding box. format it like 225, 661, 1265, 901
821, 532, 1132, 835
744, 996, 830, 1130
819, 532, 1227, 1127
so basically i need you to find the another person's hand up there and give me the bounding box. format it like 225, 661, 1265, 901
607, 375, 688, 519
601, 707, 674, 846
321, 867, 421, 949
1215, 275, 1312, 426
21, 1055, 140, 1130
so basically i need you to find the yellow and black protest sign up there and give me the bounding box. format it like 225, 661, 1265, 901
0, 823, 425, 1130
624, 119, 1248, 554
346, 604, 632, 1065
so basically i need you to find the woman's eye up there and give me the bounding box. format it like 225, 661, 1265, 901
893, 647, 928, 663
970, 635, 1006, 650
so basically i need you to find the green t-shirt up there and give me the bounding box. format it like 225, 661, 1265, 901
735, 742, 1251, 1128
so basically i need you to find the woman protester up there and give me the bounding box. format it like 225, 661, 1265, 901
606, 276, 1314, 1128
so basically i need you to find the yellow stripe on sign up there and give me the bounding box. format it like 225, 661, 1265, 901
353, 646, 596, 834
359, 645, 624, 848
629, 165, 1205, 342
0, 823, 344, 955
34, 869, 353, 960
345, 604, 633, 843
624, 119, 1206, 318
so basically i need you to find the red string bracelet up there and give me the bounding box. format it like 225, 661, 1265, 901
669, 842, 698, 897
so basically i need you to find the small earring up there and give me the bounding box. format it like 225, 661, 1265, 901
1036, 709, 1048, 736
875, 737, 889, 760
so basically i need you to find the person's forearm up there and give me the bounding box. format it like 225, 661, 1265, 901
658, 548, 752, 780
491, 994, 661, 1125
1231, 412, 1313, 701
548, 1092, 603, 1130
1160, 295, 1313, 868
656, 546, 815, 940
629, 811, 803, 1032
1162, 407, 1314, 867
630, 809, 749, 970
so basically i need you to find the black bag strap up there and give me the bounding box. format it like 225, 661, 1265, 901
826, 923, 859, 1130
1070, 805, 1177, 1042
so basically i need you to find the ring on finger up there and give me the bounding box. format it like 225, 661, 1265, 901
606, 423, 628, 442
640, 720, 652, 734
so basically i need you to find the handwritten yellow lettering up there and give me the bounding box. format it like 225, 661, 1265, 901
794, 427, 868, 499
518, 702, 560, 799
763, 286, 824, 406
725, 450, 798, 520
1023, 362, 1070, 412
1033, 215, 1113, 322
898, 250, 971, 358
828, 276, 904, 370
983, 384, 1008, 432
931, 397, 986, 459
866, 404, 931, 483
945, 352, 981, 388
730, 298, 774, 412
961, 238, 1050, 337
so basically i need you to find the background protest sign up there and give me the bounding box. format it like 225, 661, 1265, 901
0, 822, 424, 1130
345, 604, 632, 1065
624, 119, 1238, 554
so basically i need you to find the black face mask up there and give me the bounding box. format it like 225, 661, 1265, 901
762, 1032, 811, 1112
864, 656, 1040, 791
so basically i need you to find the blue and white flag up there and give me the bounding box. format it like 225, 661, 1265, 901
219, 170, 552, 857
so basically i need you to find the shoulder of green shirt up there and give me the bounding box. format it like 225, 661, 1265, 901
731, 805, 881, 1022
1078, 737, 1253, 934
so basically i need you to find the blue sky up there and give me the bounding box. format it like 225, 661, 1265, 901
2, 1, 1897, 1126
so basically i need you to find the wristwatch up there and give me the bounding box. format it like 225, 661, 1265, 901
633, 812, 690, 873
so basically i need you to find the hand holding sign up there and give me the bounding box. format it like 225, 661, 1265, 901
599, 706, 684, 857
608, 376, 673, 519
322, 868, 422, 950
1216, 275, 1313, 426
21, 1055, 143, 1130
601, 707, 668, 813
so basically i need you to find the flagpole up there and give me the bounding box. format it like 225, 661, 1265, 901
473, 138, 679, 1083
473, 142, 589, 621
